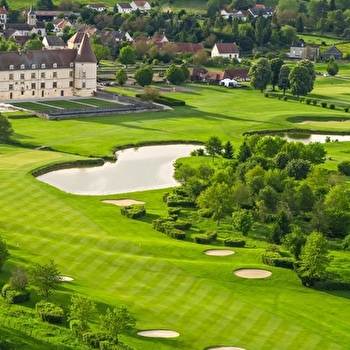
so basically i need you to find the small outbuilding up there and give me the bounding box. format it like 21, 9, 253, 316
323, 45, 342, 60
219, 78, 239, 87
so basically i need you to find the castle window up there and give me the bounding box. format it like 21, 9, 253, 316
31, 64, 36, 69
53, 63, 57, 68
69, 71, 73, 77
53, 72, 57, 78
70, 62, 74, 67
9, 74, 13, 80
9, 65, 14, 70
41, 63, 46, 68
20, 64, 25, 69
9, 84, 13, 90
20, 73, 25, 80
41, 72, 45, 79
53, 82, 57, 88
31, 73, 35, 79
41, 82, 45, 88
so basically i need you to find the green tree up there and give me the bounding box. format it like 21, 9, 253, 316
269, 58, 284, 91
283, 226, 307, 259
197, 182, 234, 225
69, 294, 97, 332
326, 56, 339, 76
289, 65, 311, 97
297, 231, 330, 287
9, 266, 28, 292
0, 236, 10, 271
25, 39, 44, 50
248, 58, 271, 92
115, 68, 128, 86
295, 14, 304, 32
255, 16, 265, 47
237, 141, 251, 162
278, 64, 291, 95
28, 260, 62, 301
92, 44, 110, 64
229, 0, 255, 10
232, 209, 253, 236
118, 45, 136, 66
36, 0, 54, 10
296, 183, 315, 213
45, 22, 54, 33
166, 64, 185, 85
134, 66, 153, 86
303, 142, 326, 165
205, 136, 222, 161
179, 63, 190, 81
100, 306, 136, 344
0, 114, 13, 142
285, 158, 311, 180
223, 141, 234, 159
280, 25, 298, 45
338, 161, 350, 176
140, 85, 159, 108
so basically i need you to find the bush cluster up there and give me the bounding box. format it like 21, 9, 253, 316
120, 205, 146, 219
194, 231, 217, 244
321, 101, 327, 108
152, 217, 190, 240
82, 332, 112, 348
223, 238, 246, 247
35, 301, 65, 324
135, 94, 185, 106
2, 283, 30, 304
262, 252, 294, 269
166, 195, 196, 208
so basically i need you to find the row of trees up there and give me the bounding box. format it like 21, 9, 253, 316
1, 257, 135, 349
249, 57, 318, 96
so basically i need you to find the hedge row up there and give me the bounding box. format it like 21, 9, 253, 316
82, 332, 112, 348
262, 252, 294, 269
120, 205, 146, 219
223, 238, 246, 247
193, 231, 217, 244
152, 217, 190, 240
136, 94, 186, 106
36, 301, 65, 324
1, 284, 30, 304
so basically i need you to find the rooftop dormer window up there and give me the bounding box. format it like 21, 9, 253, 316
41, 63, 46, 68
31, 64, 36, 69
53, 63, 57, 68
9, 65, 13, 70
20, 64, 25, 69
69, 62, 74, 67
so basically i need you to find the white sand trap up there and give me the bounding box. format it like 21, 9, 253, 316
101, 199, 145, 206
205, 250, 235, 256
234, 268, 271, 279
59, 276, 74, 282
207, 347, 245, 350
137, 330, 179, 338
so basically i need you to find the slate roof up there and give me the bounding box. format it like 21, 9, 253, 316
44, 35, 66, 47
176, 43, 204, 53
75, 33, 97, 63
68, 32, 86, 44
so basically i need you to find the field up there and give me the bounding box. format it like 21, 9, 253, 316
1, 68, 350, 349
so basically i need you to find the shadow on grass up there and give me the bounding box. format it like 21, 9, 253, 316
286, 115, 350, 123
138, 213, 160, 224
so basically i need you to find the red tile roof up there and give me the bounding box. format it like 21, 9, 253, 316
214, 42, 239, 54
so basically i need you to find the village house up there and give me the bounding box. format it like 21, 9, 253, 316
130, 1, 151, 11
117, 3, 133, 13
86, 3, 107, 11
0, 33, 97, 101
289, 41, 319, 61
220, 5, 248, 21
322, 45, 342, 60
211, 42, 240, 60
42, 35, 67, 50
0, 6, 8, 25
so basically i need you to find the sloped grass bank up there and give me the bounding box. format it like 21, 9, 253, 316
0, 146, 350, 349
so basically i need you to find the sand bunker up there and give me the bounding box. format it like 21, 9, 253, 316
101, 199, 145, 206
137, 330, 179, 338
205, 250, 235, 256
234, 268, 271, 279
59, 276, 74, 282
207, 347, 245, 350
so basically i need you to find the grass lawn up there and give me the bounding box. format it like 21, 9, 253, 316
11, 102, 54, 111
72, 98, 120, 107
2, 69, 350, 349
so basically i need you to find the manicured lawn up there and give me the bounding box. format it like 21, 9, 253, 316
72, 98, 120, 107
36, 100, 93, 109
11, 102, 53, 111
2, 70, 350, 349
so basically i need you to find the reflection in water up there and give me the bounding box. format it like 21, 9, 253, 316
284, 133, 350, 144
37, 144, 201, 195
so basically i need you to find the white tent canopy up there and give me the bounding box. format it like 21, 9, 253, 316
219, 78, 238, 87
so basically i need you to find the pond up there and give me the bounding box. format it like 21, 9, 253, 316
36, 144, 201, 195
283, 133, 350, 144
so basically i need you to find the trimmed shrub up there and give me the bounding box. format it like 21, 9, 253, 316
194, 234, 212, 244
283, 96, 288, 101
223, 238, 246, 247
264, 93, 269, 97
166, 228, 186, 240
344, 107, 349, 113
198, 208, 213, 218
168, 208, 181, 216
152, 217, 174, 232
321, 101, 327, 108
338, 161, 350, 176
82, 332, 112, 348
4, 289, 30, 304
206, 231, 217, 241
305, 98, 311, 105
312, 99, 317, 105
1, 283, 11, 297
70, 319, 83, 336
299, 97, 304, 103
162, 192, 170, 203
35, 301, 65, 324
191, 148, 205, 156
120, 205, 146, 219
262, 252, 294, 269
173, 220, 192, 230
166, 198, 196, 208
330, 104, 335, 110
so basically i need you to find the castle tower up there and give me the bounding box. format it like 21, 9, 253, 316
74, 33, 97, 96
27, 5, 36, 26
